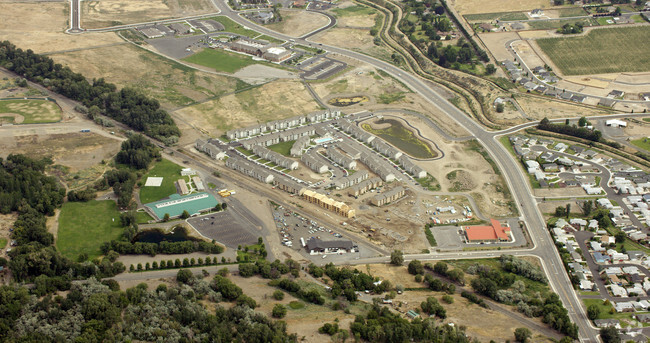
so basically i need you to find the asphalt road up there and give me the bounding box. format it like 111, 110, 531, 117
204, 1, 600, 340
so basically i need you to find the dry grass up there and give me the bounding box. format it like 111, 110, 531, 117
265, 10, 330, 37
0, 2, 123, 53
516, 95, 613, 120
82, 0, 216, 29
174, 80, 321, 135
449, 0, 550, 14
49, 44, 240, 108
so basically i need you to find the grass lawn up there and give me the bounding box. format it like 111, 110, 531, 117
183, 48, 259, 73
631, 137, 650, 152
582, 298, 643, 323
139, 159, 184, 204
631, 14, 646, 23
136, 210, 154, 224
57, 200, 124, 260
236, 147, 254, 156
557, 7, 588, 17
537, 26, 650, 75
0, 238, 6, 249
294, 44, 324, 55
0, 99, 62, 124
416, 174, 441, 191
464, 11, 527, 22
255, 34, 284, 44
331, 5, 376, 17
210, 16, 259, 37
268, 140, 295, 156
528, 17, 597, 30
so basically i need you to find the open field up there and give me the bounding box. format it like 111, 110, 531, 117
82, 0, 216, 29
265, 10, 330, 37
515, 95, 613, 121
57, 200, 124, 260
50, 43, 241, 108
449, 0, 550, 15
140, 159, 184, 204
0, 2, 124, 54
313, 28, 394, 63
0, 99, 61, 124
632, 137, 650, 152
183, 48, 258, 73
536, 26, 650, 75
174, 80, 320, 134
268, 140, 295, 156
0, 132, 121, 189
478, 31, 520, 61
556, 7, 588, 17
464, 11, 527, 22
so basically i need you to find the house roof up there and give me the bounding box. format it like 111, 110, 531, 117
466, 219, 510, 241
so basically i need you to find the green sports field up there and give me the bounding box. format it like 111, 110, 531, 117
139, 159, 184, 204
536, 26, 650, 75
57, 200, 124, 260
183, 48, 258, 73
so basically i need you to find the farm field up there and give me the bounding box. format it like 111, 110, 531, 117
536, 26, 650, 75
0, 99, 61, 124
464, 11, 527, 22
57, 200, 124, 260
556, 7, 588, 17
265, 10, 330, 37
183, 48, 259, 73
139, 159, 184, 204
451, 0, 549, 15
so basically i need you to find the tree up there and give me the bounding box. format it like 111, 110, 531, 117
565, 204, 571, 218
600, 326, 620, 343
578, 116, 588, 127
390, 250, 404, 265
408, 260, 424, 275
272, 304, 287, 318
615, 231, 626, 244
176, 269, 193, 284
273, 290, 285, 300
180, 210, 190, 219
486, 64, 496, 75
614, 7, 622, 16
163, 213, 170, 222
221, 203, 227, 210
514, 327, 532, 343
555, 206, 567, 218
582, 200, 593, 216
587, 304, 600, 320
496, 103, 505, 113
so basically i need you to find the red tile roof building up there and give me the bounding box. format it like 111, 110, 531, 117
465, 219, 511, 242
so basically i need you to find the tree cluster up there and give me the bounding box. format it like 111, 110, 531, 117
499, 255, 546, 283
350, 303, 477, 342
538, 118, 602, 143
101, 238, 224, 256
420, 296, 447, 318
115, 134, 161, 170
0, 41, 180, 142
557, 22, 584, 34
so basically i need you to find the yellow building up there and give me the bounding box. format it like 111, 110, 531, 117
299, 189, 355, 218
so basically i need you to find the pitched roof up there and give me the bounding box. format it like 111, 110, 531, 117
466, 219, 510, 241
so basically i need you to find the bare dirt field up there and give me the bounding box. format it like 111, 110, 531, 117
173, 80, 321, 136
533, 187, 591, 198
538, 200, 584, 216
516, 95, 613, 120
519, 31, 553, 39
512, 40, 546, 69
449, 0, 550, 14
81, 0, 216, 29
478, 31, 519, 62
50, 43, 240, 109
0, 2, 123, 54
313, 28, 394, 63
265, 10, 330, 37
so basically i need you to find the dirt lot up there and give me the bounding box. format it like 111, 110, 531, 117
449, 0, 550, 14
173, 80, 320, 136
478, 31, 519, 62
0, 2, 123, 54
82, 0, 216, 29
50, 43, 240, 110
265, 10, 330, 37
516, 95, 613, 120
313, 28, 394, 63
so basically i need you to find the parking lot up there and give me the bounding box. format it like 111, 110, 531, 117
188, 210, 259, 248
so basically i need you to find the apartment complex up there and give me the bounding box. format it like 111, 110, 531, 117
300, 189, 355, 218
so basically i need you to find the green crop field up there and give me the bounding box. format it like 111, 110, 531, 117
57, 200, 124, 260
183, 48, 259, 73
0, 99, 62, 124
464, 11, 527, 22
140, 159, 184, 204
536, 26, 650, 75
210, 16, 259, 37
